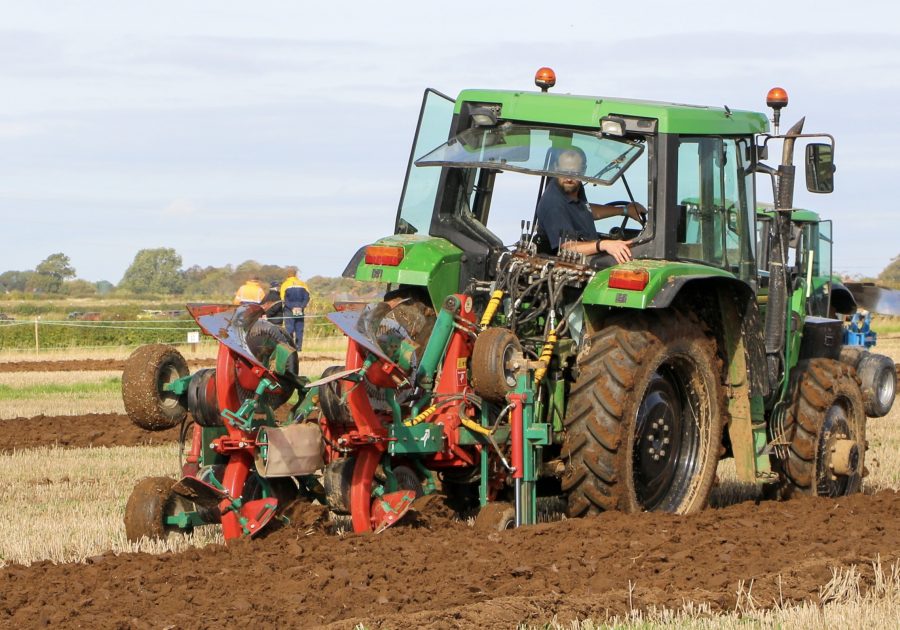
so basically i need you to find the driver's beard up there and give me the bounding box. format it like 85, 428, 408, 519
559, 179, 580, 195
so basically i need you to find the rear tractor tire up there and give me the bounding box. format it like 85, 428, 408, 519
561, 311, 723, 516
778, 358, 866, 497
122, 344, 189, 430
124, 476, 195, 542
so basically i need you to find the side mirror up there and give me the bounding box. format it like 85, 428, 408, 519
805, 143, 835, 193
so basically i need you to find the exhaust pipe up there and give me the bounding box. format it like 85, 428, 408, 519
764, 117, 805, 392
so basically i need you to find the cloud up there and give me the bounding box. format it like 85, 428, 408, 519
162, 198, 201, 216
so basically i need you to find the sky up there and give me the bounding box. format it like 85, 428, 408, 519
2, 0, 898, 283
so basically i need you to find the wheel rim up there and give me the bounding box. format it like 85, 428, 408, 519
500, 341, 518, 388
158, 363, 182, 410
816, 401, 858, 496
633, 362, 701, 511
876, 366, 896, 410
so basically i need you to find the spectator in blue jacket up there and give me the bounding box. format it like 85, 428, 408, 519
280, 267, 311, 350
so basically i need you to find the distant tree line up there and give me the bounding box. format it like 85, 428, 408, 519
1, 248, 381, 300
5, 247, 900, 300
877, 255, 900, 289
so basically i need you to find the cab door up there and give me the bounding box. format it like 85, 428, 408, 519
395, 89, 455, 235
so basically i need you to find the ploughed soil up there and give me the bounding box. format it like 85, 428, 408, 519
0, 413, 180, 452
0, 356, 338, 373
2, 491, 900, 629
0, 408, 292, 452
0, 359, 216, 372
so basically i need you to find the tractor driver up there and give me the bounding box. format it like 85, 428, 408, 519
536, 148, 644, 264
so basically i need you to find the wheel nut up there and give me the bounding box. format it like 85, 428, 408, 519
653, 455, 660, 461
648, 447, 656, 455
663, 437, 670, 445
659, 450, 666, 457
647, 434, 656, 442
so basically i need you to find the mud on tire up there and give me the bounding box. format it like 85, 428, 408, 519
778, 358, 866, 497
561, 310, 723, 516
124, 476, 194, 542
856, 352, 896, 418
122, 344, 189, 431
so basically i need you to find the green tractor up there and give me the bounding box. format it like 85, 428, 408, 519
338, 70, 895, 520
122, 70, 897, 540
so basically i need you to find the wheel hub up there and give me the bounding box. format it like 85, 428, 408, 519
634, 369, 694, 510
816, 402, 858, 496
877, 367, 896, 409
829, 438, 860, 478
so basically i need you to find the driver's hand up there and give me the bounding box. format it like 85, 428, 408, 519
598, 239, 633, 264
627, 202, 647, 220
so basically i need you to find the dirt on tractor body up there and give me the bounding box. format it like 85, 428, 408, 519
2, 491, 900, 629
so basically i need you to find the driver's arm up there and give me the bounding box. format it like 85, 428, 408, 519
561, 238, 633, 263
588, 202, 646, 221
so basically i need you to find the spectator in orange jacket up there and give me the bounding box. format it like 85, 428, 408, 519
233, 275, 266, 305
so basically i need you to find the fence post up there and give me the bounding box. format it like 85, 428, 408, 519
34, 317, 40, 354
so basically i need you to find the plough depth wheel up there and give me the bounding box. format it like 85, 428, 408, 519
122, 344, 189, 430
124, 476, 195, 542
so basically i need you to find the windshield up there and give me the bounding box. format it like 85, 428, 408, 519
415, 123, 643, 186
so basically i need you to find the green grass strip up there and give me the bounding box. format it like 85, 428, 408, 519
0, 378, 122, 399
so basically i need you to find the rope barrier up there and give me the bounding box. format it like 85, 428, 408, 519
0, 313, 332, 330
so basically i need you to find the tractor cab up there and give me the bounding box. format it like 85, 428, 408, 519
349, 68, 773, 310
412, 120, 648, 254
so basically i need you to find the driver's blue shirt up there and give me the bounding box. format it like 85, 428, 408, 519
536, 180, 598, 250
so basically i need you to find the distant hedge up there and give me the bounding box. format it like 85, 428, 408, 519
0, 315, 339, 350
0, 321, 199, 349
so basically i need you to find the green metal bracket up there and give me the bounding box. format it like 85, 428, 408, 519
415, 295, 460, 391
750, 395, 772, 479
221, 377, 278, 432
389, 422, 443, 455
200, 426, 229, 466
273, 342, 294, 376
162, 374, 192, 396
165, 510, 208, 529
411, 458, 436, 495
290, 386, 320, 423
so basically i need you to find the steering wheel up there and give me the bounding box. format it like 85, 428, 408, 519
606, 200, 647, 236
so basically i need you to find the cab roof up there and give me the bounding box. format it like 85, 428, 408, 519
756, 205, 822, 222
456, 89, 769, 136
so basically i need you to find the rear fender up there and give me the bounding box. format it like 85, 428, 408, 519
344, 235, 463, 310
581, 260, 737, 309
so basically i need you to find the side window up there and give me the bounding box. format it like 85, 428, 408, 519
816, 220, 833, 278
756, 216, 771, 271
396, 89, 455, 235
675, 137, 753, 275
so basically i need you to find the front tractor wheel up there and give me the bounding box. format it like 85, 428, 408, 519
778, 359, 866, 497
562, 311, 723, 516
